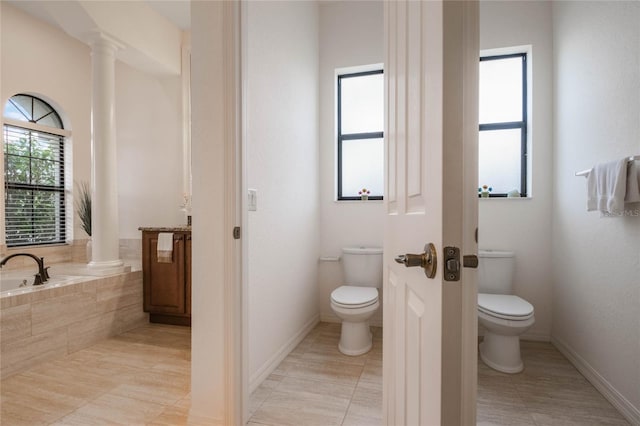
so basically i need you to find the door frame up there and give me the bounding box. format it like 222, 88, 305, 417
190, 0, 477, 424
441, 1, 479, 423
189, 1, 244, 424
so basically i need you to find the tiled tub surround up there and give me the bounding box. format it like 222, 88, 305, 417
1, 264, 147, 379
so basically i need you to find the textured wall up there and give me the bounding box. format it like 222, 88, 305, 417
551, 1, 640, 419
246, 1, 321, 388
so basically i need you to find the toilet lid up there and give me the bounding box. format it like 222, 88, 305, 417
331, 286, 378, 308
478, 293, 534, 320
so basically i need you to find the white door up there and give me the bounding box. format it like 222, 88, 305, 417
383, 1, 479, 425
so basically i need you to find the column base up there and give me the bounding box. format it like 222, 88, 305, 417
86, 259, 130, 276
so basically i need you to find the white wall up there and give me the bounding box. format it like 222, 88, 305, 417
318, 0, 384, 326
1, 3, 92, 245
246, 1, 320, 387
479, 1, 554, 340
1, 3, 185, 248
115, 62, 184, 238
551, 1, 640, 420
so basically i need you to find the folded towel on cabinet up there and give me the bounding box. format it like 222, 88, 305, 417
157, 233, 174, 263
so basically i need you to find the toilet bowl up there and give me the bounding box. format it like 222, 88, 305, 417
478, 293, 534, 373
477, 250, 535, 373
330, 247, 382, 356
331, 286, 379, 355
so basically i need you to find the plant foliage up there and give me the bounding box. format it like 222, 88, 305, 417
76, 181, 91, 237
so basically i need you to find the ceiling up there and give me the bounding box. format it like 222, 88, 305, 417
7, 0, 191, 31
144, 0, 190, 30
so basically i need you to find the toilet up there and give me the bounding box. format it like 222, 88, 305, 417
478, 250, 535, 373
330, 247, 382, 356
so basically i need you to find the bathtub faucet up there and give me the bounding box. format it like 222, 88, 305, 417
0, 253, 49, 285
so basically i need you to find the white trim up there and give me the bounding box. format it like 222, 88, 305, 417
223, 1, 243, 425
458, 1, 480, 424
240, 0, 250, 423
3, 118, 71, 137
551, 336, 640, 425
249, 314, 320, 394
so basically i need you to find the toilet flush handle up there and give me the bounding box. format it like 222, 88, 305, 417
394, 243, 437, 279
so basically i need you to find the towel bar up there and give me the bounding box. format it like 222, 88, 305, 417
576, 155, 640, 177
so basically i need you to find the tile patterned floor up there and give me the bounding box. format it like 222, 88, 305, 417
248, 322, 382, 426
0, 324, 202, 426
0, 322, 630, 426
476, 341, 630, 426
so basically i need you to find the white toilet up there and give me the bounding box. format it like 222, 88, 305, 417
330, 247, 382, 356
478, 250, 535, 373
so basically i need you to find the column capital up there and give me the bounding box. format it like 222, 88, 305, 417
87, 31, 125, 55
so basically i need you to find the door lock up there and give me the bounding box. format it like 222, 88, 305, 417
444, 247, 478, 281
394, 243, 437, 279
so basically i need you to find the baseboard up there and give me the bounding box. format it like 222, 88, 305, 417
551, 336, 640, 425
249, 314, 320, 394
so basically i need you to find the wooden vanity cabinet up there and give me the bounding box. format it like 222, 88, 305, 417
141, 230, 191, 326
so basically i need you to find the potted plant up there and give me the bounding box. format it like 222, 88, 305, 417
478, 185, 493, 198
358, 188, 371, 201
75, 181, 92, 260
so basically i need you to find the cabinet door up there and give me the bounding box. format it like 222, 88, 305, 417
143, 232, 186, 314
185, 235, 192, 315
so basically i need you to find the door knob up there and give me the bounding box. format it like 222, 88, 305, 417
394, 243, 437, 279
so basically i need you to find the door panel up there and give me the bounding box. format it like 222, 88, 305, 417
383, 1, 479, 425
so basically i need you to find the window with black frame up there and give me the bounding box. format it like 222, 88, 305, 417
337, 69, 384, 201
3, 94, 66, 247
479, 53, 527, 197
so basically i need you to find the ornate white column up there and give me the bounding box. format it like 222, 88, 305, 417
88, 34, 126, 274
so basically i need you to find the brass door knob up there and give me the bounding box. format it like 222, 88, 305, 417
394, 243, 437, 279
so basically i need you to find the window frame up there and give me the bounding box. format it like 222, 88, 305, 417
479, 52, 528, 198
337, 68, 384, 201
3, 94, 67, 247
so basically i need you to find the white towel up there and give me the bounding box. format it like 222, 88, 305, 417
587, 158, 628, 214
157, 233, 174, 263
624, 160, 640, 203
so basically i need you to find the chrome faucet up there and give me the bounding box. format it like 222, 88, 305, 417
0, 253, 49, 285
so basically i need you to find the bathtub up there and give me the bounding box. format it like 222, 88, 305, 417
1, 261, 147, 379
0, 269, 98, 297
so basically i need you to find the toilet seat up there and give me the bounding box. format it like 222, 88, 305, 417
331, 286, 378, 309
478, 293, 534, 321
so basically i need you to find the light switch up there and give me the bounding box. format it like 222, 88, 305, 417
248, 189, 257, 211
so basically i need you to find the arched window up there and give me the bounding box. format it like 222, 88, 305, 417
3, 94, 67, 247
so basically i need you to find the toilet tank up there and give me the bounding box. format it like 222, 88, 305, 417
478, 250, 515, 294
342, 247, 383, 288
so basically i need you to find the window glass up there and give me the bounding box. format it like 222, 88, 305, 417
478, 129, 521, 194
478, 53, 527, 197
341, 73, 384, 134
341, 137, 384, 197
479, 56, 522, 123
3, 94, 66, 247
337, 69, 384, 200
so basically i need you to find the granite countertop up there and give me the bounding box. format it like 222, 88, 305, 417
138, 226, 191, 232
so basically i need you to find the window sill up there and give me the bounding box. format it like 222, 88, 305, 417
479, 196, 532, 201
334, 199, 384, 204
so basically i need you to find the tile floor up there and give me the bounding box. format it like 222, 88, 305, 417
0, 322, 630, 426
248, 322, 382, 426
476, 341, 630, 426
